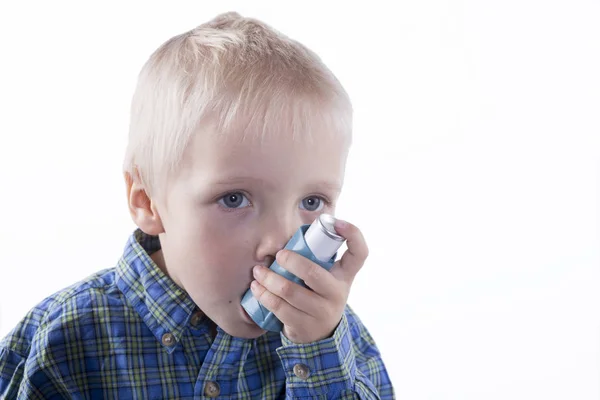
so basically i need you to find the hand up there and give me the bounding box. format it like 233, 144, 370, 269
250, 220, 369, 344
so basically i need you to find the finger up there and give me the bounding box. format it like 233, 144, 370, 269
250, 280, 308, 325
253, 265, 325, 315
330, 220, 369, 282
275, 250, 343, 301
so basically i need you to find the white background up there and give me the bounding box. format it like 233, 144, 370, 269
1, 1, 599, 398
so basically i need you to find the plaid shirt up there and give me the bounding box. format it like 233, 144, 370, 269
0, 229, 394, 399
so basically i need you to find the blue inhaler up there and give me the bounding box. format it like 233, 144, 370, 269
241, 213, 346, 332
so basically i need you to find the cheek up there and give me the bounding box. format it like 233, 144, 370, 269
167, 209, 255, 283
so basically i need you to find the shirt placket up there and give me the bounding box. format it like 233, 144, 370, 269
193, 332, 253, 399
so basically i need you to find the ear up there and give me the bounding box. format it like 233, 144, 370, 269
124, 170, 165, 236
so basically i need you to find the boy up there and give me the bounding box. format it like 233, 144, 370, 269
0, 12, 394, 399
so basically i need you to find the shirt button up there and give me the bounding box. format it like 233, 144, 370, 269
204, 381, 220, 397
190, 310, 204, 327
293, 363, 310, 380
161, 332, 176, 347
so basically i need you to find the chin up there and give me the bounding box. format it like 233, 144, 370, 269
212, 305, 269, 339
220, 320, 268, 339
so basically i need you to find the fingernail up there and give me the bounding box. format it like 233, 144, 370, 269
251, 280, 259, 290
253, 265, 264, 278
335, 219, 348, 229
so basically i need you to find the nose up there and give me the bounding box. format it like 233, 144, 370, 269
254, 214, 299, 266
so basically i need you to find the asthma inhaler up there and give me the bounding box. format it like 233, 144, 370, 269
241, 213, 346, 332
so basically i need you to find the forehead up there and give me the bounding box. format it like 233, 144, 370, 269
180, 129, 349, 188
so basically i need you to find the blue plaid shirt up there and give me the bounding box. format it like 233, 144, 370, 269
0, 229, 394, 399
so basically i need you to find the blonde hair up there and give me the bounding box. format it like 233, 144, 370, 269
123, 12, 353, 194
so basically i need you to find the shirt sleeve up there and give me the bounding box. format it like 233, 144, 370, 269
0, 301, 71, 400
0, 346, 27, 399
0, 312, 47, 400
276, 305, 395, 399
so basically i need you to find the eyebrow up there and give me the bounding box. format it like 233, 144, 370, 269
212, 176, 272, 187
212, 177, 341, 193
307, 181, 342, 193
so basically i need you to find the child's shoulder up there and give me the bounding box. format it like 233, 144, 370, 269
33, 266, 118, 321
46, 266, 117, 303
1, 267, 122, 356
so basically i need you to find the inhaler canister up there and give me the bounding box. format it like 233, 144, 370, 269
304, 213, 345, 261
240, 213, 346, 332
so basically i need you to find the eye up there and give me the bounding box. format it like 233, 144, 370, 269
218, 192, 250, 209
299, 196, 324, 212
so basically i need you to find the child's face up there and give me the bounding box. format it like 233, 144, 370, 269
152, 130, 349, 338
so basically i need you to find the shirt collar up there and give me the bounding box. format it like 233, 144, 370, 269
115, 228, 199, 352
